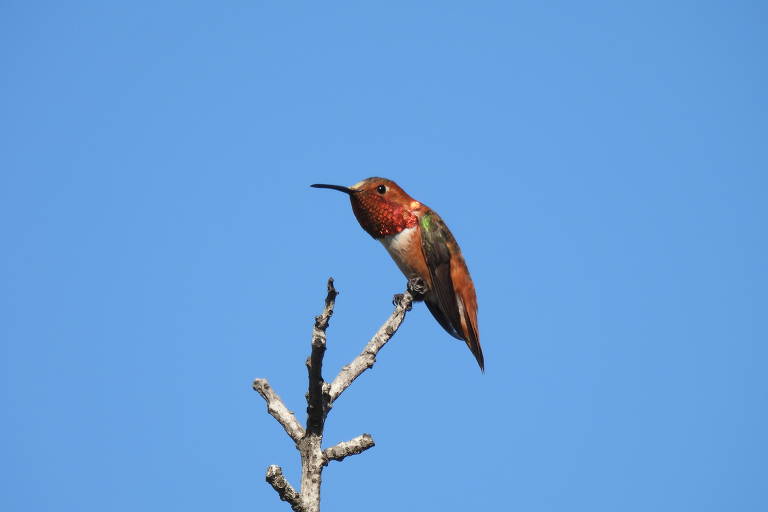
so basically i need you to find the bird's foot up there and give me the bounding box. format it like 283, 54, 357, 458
392, 293, 410, 310
407, 277, 427, 301
393, 278, 426, 310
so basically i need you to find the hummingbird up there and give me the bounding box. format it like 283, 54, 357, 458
311, 178, 483, 371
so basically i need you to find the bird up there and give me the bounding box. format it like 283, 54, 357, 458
311, 178, 483, 370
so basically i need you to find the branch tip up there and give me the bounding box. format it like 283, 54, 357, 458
324, 433, 376, 462
253, 378, 305, 442
329, 281, 414, 401
265, 465, 302, 510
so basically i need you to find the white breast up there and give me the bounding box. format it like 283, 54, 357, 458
379, 227, 418, 277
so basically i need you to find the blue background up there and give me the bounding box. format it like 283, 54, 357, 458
2, 2, 766, 511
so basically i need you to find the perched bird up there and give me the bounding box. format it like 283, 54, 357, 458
311, 178, 483, 370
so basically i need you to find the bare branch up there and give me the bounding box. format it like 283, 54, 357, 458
306, 278, 337, 435
328, 290, 415, 402
253, 378, 305, 442
315, 277, 338, 332
266, 465, 303, 512
256, 278, 415, 512
323, 434, 376, 463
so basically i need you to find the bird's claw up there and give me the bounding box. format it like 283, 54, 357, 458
407, 277, 427, 301
392, 278, 426, 310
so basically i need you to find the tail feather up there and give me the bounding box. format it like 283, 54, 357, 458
460, 296, 484, 371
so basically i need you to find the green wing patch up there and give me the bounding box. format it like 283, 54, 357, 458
420, 213, 432, 231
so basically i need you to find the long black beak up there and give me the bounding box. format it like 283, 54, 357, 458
310, 183, 353, 194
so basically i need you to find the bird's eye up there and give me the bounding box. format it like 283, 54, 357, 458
376, 185, 387, 194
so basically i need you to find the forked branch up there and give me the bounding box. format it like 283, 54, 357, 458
253, 277, 417, 512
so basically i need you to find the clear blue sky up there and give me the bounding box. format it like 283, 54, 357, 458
2, 2, 766, 511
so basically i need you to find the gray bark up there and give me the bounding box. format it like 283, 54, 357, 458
253, 278, 417, 512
